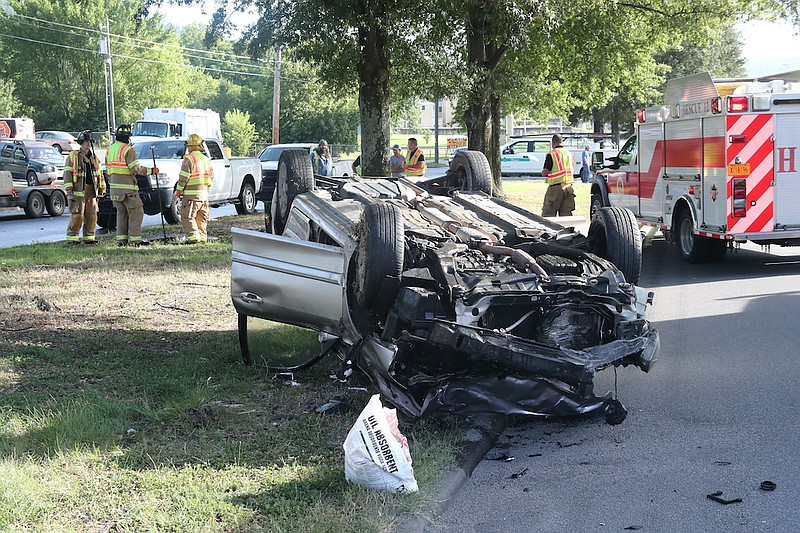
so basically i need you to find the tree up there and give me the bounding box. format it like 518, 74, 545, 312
0, 0, 195, 131
0, 80, 26, 116
221, 109, 256, 155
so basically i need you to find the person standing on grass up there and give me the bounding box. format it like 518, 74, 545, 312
390, 144, 405, 178
404, 138, 426, 177
106, 124, 158, 247
541, 134, 575, 217
176, 134, 214, 244
64, 130, 105, 245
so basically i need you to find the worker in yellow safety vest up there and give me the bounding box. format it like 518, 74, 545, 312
404, 137, 426, 177
541, 134, 575, 217
105, 124, 158, 246
177, 133, 214, 244
64, 130, 106, 244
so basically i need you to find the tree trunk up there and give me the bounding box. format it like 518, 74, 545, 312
489, 95, 502, 195
357, 13, 390, 177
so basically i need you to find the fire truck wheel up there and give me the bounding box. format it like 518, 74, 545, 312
588, 206, 642, 284
674, 209, 726, 263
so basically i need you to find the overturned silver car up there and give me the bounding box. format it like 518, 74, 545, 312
231, 150, 659, 422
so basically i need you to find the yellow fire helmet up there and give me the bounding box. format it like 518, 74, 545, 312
187, 133, 204, 147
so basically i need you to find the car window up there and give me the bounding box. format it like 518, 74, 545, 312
618, 136, 637, 165
206, 141, 224, 160
0, 144, 11, 157
14, 148, 25, 160
30, 147, 63, 162
133, 141, 186, 159
259, 147, 286, 162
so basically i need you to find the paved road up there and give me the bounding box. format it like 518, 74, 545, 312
432, 238, 800, 533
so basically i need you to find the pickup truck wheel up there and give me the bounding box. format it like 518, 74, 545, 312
24, 191, 45, 218
26, 171, 38, 187
351, 202, 404, 314
164, 191, 180, 225
274, 150, 314, 234
590, 193, 604, 218
45, 190, 66, 216
588, 206, 642, 284
97, 214, 116, 230
449, 150, 493, 195
235, 181, 257, 215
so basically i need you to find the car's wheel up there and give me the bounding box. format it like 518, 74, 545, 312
675, 209, 705, 263
164, 190, 181, 225
274, 150, 314, 234
235, 181, 257, 215
26, 171, 38, 187
97, 213, 117, 230
449, 150, 493, 195
45, 190, 65, 216
590, 193, 604, 218
53, 144, 62, 153
24, 191, 45, 218
588, 206, 642, 284
352, 202, 404, 312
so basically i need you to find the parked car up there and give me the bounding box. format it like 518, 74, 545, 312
35, 131, 80, 153
500, 134, 618, 177
231, 149, 658, 422
0, 139, 65, 186
96, 137, 261, 229
447, 145, 468, 164
256, 143, 353, 204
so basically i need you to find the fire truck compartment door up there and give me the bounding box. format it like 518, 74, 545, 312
774, 114, 800, 226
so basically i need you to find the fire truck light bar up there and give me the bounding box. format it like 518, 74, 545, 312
636, 109, 645, 123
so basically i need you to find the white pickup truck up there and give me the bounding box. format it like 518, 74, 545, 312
97, 138, 261, 228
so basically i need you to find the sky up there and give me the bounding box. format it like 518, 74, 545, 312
157, 3, 800, 78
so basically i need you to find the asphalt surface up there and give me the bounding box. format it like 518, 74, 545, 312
405, 237, 800, 533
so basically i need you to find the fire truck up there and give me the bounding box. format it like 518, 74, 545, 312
592, 71, 800, 263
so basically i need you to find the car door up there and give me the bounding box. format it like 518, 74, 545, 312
10, 146, 27, 181
231, 227, 346, 334
501, 140, 533, 175
205, 140, 231, 201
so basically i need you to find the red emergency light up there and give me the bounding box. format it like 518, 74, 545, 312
732, 178, 747, 218
728, 96, 749, 113
711, 97, 721, 114
636, 109, 645, 123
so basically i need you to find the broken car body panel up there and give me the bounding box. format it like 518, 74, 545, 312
231, 150, 659, 421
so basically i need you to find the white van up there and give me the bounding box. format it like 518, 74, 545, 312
0, 118, 35, 140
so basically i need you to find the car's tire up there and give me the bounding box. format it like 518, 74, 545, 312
590, 193, 604, 218
45, 190, 66, 216
163, 190, 181, 225
588, 206, 642, 284
352, 202, 404, 312
449, 150, 493, 195
24, 191, 45, 218
235, 181, 257, 215
97, 213, 117, 230
274, 150, 314, 234
53, 144, 62, 153
26, 171, 38, 187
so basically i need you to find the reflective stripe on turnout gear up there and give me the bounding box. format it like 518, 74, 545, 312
545, 147, 574, 185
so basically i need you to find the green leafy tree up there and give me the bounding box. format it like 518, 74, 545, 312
221, 108, 256, 156
0, 79, 25, 116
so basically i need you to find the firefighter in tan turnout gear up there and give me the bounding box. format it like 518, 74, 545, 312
64, 130, 106, 244
177, 133, 214, 244
105, 124, 158, 246
541, 133, 576, 217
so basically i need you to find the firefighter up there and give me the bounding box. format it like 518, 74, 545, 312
64, 130, 105, 244
176, 133, 214, 244
105, 124, 158, 246
405, 137, 426, 177
541, 134, 576, 217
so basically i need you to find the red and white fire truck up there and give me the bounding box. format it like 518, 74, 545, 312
592, 71, 800, 262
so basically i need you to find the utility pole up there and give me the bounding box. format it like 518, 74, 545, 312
100, 18, 116, 132
272, 48, 281, 144
434, 98, 440, 164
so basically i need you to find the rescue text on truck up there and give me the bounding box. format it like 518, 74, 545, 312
592, 70, 800, 263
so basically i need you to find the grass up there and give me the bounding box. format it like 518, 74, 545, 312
0, 179, 580, 531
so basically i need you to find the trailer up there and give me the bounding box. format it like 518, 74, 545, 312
593, 71, 800, 262
0, 170, 66, 218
